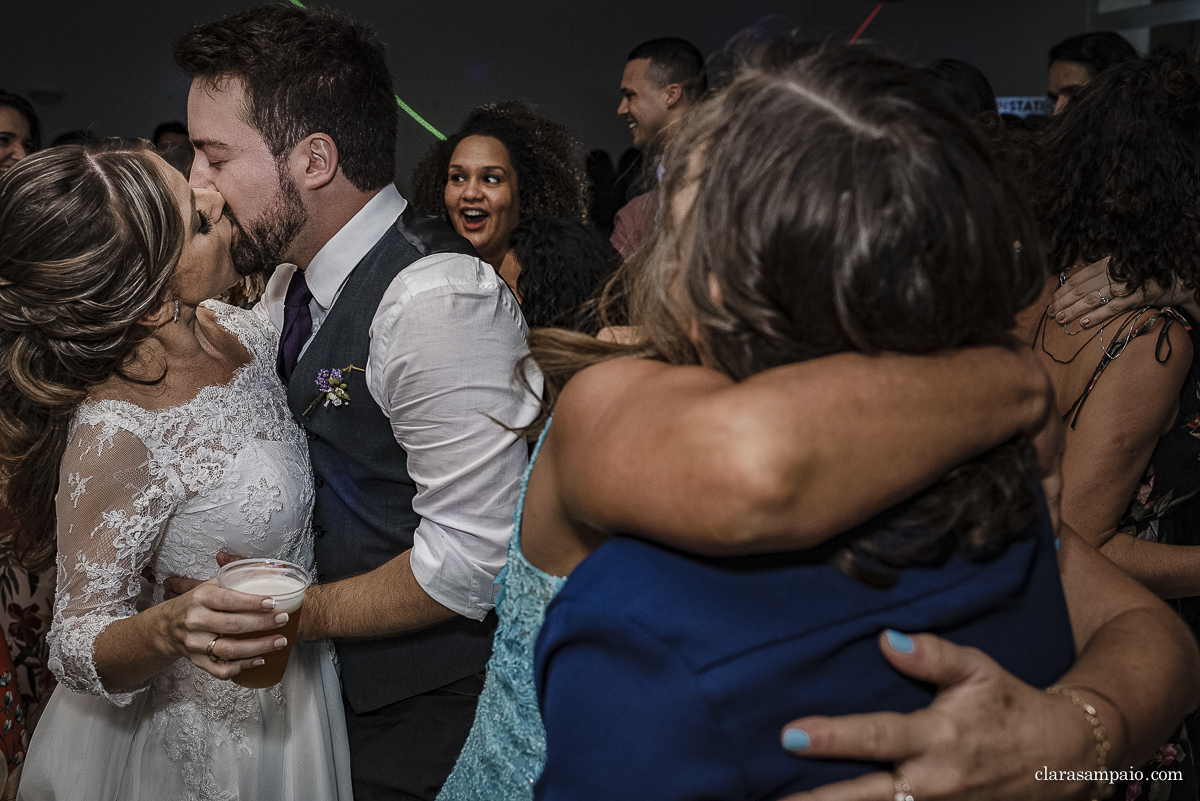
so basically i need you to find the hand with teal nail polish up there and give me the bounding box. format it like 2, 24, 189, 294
781, 728, 809, 752
776, 631, 1105, 801
884, 629, 914, 654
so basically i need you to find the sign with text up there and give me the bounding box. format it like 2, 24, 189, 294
997, 96, 1054, 117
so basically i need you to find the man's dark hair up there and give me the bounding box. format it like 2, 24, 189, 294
1048, 31, 1138, 77
0, 91, 41, 153
152, 120, 188, 143
174, 4, 397, 191
627, 38, 708, 102
926, 58, 997, 116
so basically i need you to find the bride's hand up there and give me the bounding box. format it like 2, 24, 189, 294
159, 578, 288, 681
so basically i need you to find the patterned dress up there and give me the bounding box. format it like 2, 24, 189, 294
0, 543, 48, 773
1115, 309, 1200, 801
19, 302, 351, 801
437, 423, 565, 801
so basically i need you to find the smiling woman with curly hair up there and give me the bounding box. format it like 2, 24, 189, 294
1030, 46, 1200, 801
410, 102, 590, 301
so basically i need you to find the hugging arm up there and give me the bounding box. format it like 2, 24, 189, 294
776, 526, 1200, 801
552, 345, 1051, 555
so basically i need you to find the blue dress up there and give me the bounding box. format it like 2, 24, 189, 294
437, 425, 565, 801
534, 504, 1076, 800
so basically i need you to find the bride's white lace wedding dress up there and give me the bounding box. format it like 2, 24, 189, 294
19, 302, 352, 801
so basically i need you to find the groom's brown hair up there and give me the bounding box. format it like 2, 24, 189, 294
175, 4, 398, 191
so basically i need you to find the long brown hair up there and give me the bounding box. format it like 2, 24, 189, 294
531, 42, 1046, 584
0, 139, 182, 572
1035, 47, 1200, 297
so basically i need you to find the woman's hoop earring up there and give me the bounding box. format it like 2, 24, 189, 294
173, 300, 180, 324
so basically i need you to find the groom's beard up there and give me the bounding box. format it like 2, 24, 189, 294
227, 172, 308, 277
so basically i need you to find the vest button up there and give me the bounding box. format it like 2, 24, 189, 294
318, 573, 329, 582
314, 475, 324, 488
305, 429, 317, 440
314, 525, 325, 538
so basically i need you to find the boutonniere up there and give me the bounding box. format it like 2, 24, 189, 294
303, 365, 365, 416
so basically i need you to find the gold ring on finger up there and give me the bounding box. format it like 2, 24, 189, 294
206, 635, 221, 663
893, 775, 915, 801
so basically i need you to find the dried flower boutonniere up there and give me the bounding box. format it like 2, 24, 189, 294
303, 365, 365, 416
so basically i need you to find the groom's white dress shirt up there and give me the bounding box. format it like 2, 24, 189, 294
255, 184, 540, 620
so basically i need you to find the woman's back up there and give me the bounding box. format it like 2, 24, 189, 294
1033, 278, 1192, 541
535, 505, 1073, 799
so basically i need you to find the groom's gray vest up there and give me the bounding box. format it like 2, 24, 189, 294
286, 205, 498, 714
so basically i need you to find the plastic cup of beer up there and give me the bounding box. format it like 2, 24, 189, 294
217, 558, 311, 689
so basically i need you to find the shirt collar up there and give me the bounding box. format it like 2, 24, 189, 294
303, 184, 407, 310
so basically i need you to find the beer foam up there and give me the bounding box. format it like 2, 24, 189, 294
224, 573, 307, 613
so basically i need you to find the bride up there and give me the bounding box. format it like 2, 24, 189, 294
0, 140, 351, 800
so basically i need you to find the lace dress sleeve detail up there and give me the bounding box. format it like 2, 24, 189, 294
48, 412, 181, 706
204, 300, 278, 364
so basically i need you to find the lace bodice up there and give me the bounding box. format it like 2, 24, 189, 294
45, 301, 315, 799
438, 423, 565, 801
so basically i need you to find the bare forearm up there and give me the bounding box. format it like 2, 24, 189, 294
93, 606, 179, 692
298, 550, 458, 641
1058, 527, 1200, 765
562, 347, 1047, 556
1057, 607, 1198, 766
680, 347, 1048, 552
1100, 533, 1200, 600
742, 347, 1047, 536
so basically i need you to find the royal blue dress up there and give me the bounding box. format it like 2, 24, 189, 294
534, 504, 1075, 800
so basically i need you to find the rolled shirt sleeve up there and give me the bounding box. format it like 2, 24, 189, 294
366, 252, 541, 619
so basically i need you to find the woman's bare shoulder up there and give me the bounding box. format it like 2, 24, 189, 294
556, 358, 732, 426
1069, 308, 1194, 440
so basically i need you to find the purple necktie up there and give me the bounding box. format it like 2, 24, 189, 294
276, 269, 313, 385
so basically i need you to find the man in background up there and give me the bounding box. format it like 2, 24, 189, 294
611, 37, 706, 258
1047, 31, 1137, 114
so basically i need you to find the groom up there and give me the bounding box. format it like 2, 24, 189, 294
173, 6, 537, 799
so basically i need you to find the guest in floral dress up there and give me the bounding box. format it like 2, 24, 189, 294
0, 505, 53, 736
1030, 47, 1200, 801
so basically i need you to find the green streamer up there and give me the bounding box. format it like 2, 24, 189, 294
286, 0, 445, 140
394, 96, 445, 140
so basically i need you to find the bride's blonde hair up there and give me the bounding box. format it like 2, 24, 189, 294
0, 139, 182, 572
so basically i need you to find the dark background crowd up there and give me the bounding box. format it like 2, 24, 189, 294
3, 0, 1188, 189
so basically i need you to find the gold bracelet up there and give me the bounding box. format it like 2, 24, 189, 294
1046, 685, 1114, 800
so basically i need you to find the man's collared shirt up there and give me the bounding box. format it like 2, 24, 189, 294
256, 184, 540, 620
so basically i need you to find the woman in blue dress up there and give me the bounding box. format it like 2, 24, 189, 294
439, 42, 1200, 801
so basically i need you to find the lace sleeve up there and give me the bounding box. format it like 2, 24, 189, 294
47, 412, 180, 706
